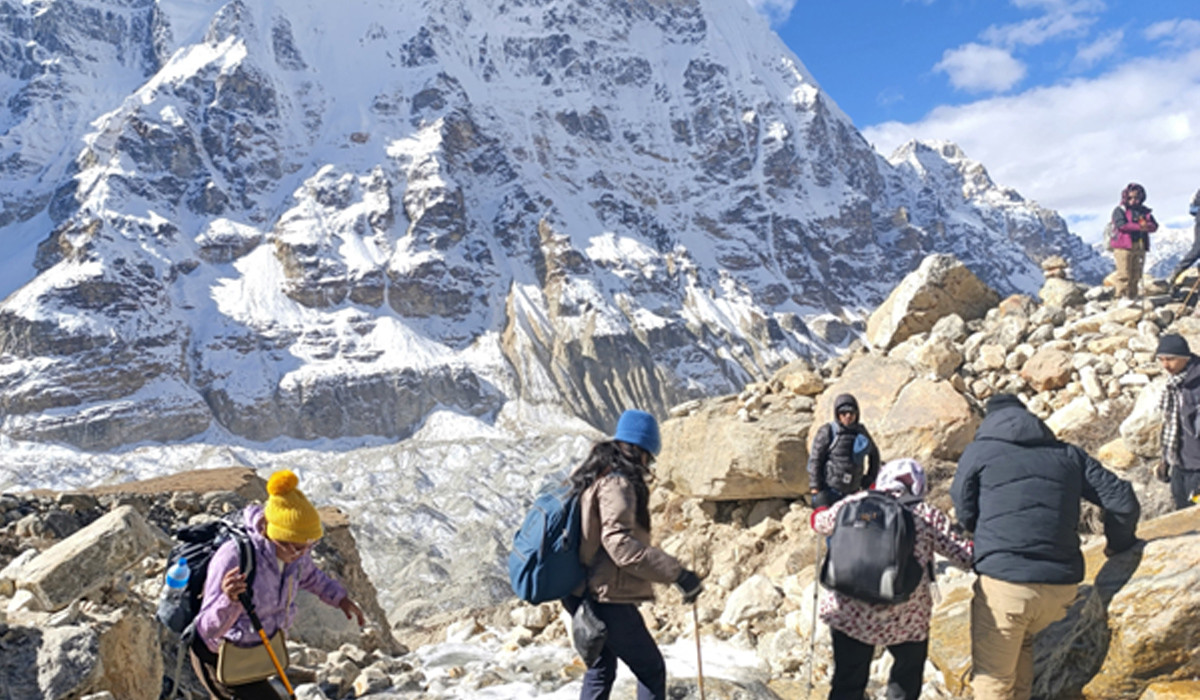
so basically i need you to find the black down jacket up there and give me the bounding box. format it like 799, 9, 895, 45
952, 396, 1140, 584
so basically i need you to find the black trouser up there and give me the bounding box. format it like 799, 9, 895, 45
829, 628, 927, 700
189, 635, 282, 700
564, 596, 666, 700
1170, 466, 1200, 510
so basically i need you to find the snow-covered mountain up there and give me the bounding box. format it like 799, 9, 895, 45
0, 0, 1108, 453
0, 0, 1114, 613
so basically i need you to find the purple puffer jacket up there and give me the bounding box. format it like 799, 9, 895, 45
194, 505, 348, 652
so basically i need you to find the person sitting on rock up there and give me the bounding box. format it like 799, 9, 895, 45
807, 393, 881, 508
811, 458, 974, 700
191, 470, 365, 700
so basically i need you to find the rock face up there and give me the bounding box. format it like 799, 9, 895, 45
812, 354, 979, 463
865, 254, 1001, 351
658, 397, 812, 500
16, 505, 162, 612
926, 500, 1200, 700
0, 0, 1106, 453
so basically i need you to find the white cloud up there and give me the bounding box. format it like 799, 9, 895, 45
1072, 29, 1123, 70
934, 44, 1028, 93
981, 8, 1098, 48
743, 0, 796, 26
864, 49, 1200, 245
1145, 19, 1200, 48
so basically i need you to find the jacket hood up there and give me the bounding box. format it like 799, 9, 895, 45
832, 394, 859, 418
974, 401, 1058, 447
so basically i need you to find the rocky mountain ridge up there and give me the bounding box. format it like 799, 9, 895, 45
4, 255, 1200, 699
0, 0, 1110, 458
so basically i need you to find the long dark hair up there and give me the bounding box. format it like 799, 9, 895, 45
569, 440, 653, 530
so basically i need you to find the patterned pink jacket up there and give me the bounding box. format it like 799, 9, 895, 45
812, 493, 973, 646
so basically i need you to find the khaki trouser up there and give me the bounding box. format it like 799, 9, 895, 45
970, 575, 1077, 700
1112, 247, 1146, 299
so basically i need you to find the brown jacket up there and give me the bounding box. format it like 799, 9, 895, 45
577, 473, 682, 603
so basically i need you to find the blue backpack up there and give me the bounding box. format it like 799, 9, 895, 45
508, 481, 586, 604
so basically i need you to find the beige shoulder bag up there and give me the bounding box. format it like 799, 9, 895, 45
215, 630, 288, 685
215, 573, 294, 685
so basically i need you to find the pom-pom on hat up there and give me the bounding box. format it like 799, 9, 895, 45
1157, 333, 1191, 358
264, 470, 323, 543
613, 409, 661, 456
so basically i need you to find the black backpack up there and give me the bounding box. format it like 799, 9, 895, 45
819, 492, 926, 605
156, 516, 257, 636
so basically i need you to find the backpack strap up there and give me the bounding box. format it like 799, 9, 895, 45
231, 527, 257, 600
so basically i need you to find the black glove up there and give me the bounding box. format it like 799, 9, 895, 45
1155, 462, 1171, 484
676, 569, 703, 604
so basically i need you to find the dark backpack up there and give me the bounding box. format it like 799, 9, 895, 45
508, 481, 585, 604
156, 516, 257, 635
820, 492, 925, 605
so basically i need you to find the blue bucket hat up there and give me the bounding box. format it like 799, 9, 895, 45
613, 409, 661, 456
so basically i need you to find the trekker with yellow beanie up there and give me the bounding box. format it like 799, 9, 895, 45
191, 470, 365, 699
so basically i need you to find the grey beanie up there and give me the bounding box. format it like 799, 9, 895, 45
1157, 334, 1191, 357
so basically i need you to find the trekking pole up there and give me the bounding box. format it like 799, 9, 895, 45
692, 601, 706, 700
807, 534, 821, 695
238, 592, 296, 700
1183, 274, 1200, 308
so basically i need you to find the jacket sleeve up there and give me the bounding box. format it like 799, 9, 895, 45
1115, 206, 1140, 233
811, 495, 850, 535
295, 556, 348, 606
807, 423, 832, 491
193, 540, 245, 652
595, 475, 682, 584
1078, 448, 1140, 553
950, 450, 982, 534
918, 503, 974, 570
1143, 211, 1159, 233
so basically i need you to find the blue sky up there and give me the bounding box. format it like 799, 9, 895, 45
751, 0, 1200, 246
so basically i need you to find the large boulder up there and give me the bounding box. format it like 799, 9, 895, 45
865, 254, 1000, 351
658, 399, 812, 500
1120, 380, 1165, 458
930, 506, 1200, 699
94, 609, 162, 700
0, 625, 101, 699
1074, 507, 1200, 699
1020, 347, 1074, 392
16, 505, 163, 611
812, 355, 979, 463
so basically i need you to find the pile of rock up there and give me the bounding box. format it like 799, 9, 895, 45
0, 468, 417, 700
625, 253, 1197, 698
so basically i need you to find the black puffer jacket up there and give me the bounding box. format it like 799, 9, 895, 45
952, 395, 1140, 584
807, 394, 881, 494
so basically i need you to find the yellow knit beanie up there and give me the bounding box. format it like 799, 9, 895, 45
264, 470, 323, 543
